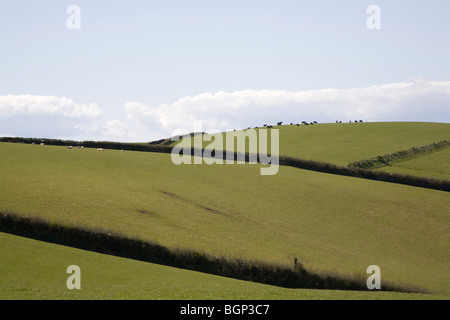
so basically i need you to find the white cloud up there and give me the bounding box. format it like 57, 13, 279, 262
1, 81, 449, 142
0, 94, 101, 118
74, 122, 99, 134
72, 119, 132, 141
124, 80, 450, 138
101, 119, 128, 138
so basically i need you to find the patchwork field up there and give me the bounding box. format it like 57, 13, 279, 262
0, 232, 439, 300
174, 121, 450, 166
1, 121, 449, 300
377, 147, 450, 180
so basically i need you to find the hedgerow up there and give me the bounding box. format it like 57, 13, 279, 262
0, 212, 419, 292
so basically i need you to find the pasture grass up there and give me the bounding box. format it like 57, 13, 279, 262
174, 122, 450, 166
0, 141, 449, 295
377, 147, 450, 180
1, 232, 443, 300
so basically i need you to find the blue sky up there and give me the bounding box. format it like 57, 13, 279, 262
0, 1, 449, 141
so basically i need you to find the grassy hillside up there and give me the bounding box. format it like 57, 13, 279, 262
376, 147, 450, 180
2, 232, 439, 300
0, 141, 449, 295
173, 122, 450, 166
278, 122, 449, 165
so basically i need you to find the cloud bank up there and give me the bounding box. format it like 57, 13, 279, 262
1, 80, 449, 141
125, 80, 450, 138
0, 94, 101, 118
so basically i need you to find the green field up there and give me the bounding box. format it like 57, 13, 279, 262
0, 232, 441, 300
376, 147, 450, 180
1, 126, 449, 299
175, 122, 450, 166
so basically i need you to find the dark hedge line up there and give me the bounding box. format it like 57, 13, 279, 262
0, 136, 173, 154
0, 212, 414, 292
278, 155, 450, 192
348, 140, 450, 169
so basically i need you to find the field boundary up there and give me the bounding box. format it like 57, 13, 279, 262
0, 212, 421, 293
277, 155, 450, 192
348, 140, 450, 169
1, 137, 449, 192
0, 137, 173, 154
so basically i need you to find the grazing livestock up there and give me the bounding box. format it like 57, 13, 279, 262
296, 123, 300, 126
359, 120, 363, 123
97, 148, 104, 151
66, 146, 73, 149
313, 121, 317, 124
40, 143, 45, 146
277, 122, 283, 126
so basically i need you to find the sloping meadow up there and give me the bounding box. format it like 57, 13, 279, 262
0, 141, 449, 294
172, 122, 450, 166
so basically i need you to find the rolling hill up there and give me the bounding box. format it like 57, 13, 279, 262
376, 146, 450, 180
1, 121, 449, 299
172, 121, 450, 166
0, 232, 440, 300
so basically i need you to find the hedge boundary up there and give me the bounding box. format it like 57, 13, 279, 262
1, 136, 449, 192
0, 212, 421, 293
348, 140, 450, 169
